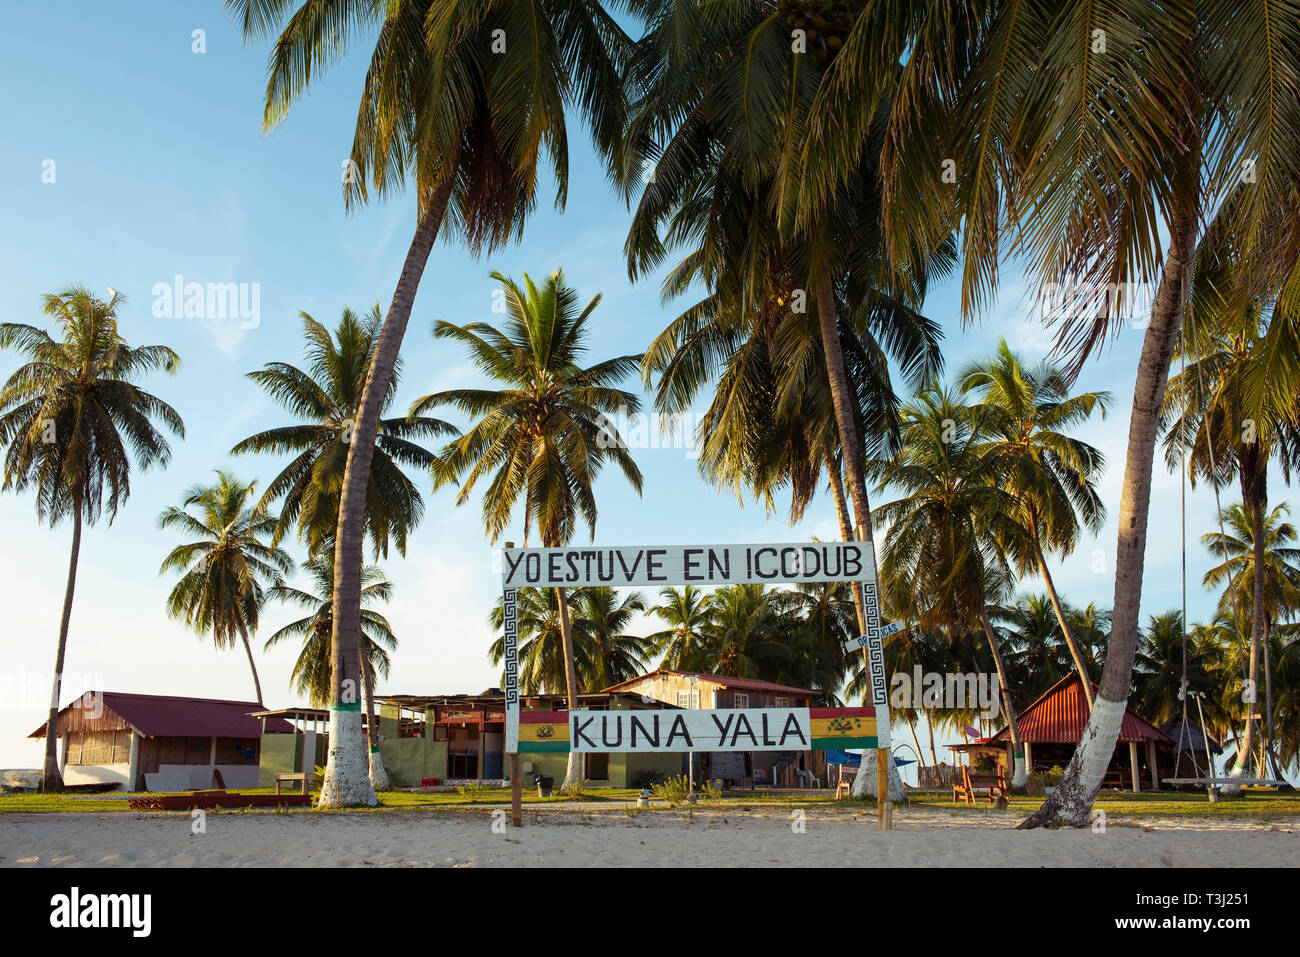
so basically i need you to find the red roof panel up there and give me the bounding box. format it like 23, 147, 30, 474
32, 692, 293, 739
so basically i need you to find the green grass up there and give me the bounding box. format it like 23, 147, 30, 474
3, 785, 1297, 820
902, 788, 1300, 820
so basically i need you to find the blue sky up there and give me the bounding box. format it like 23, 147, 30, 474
0, 3, 1239, 770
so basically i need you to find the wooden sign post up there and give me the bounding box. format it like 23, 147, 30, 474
500, 541, 892, 829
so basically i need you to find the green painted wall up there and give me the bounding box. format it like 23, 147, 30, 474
377, 704, 448, 787
257, 733, 300, 787
383, 738, 447, 788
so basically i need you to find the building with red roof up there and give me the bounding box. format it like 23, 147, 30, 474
30, 690, 292, 792
951, 673, 1177, 791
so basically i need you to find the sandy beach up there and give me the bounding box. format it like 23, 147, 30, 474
2, 805, 1296, 867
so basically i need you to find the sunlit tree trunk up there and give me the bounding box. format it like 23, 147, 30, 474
1029, 512, 1093, 706
556, 585, 583, 788
321, 175, 456, 809
980, 609, 1026, 791
1022, 177, 1199, 828
1225, 465, 1266, 795
237, 622, 263, 705
41, 503, 82, 792
814, 277, 892, 803
827, 459, 866, 633
360, 642, 389, 791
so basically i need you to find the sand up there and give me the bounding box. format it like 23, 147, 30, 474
2, 804, 1297, 867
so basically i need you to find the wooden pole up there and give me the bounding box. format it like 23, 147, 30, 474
853, 521, 894, 832
510, 753, 522, 827
857, 609, 892, 828
506, 542, 522, 828
1129, 740, 1140, 792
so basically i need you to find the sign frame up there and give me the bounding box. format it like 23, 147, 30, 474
499, 541, 892, 821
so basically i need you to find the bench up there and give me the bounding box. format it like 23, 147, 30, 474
952, 765, 1009, 806
275, 772, 309, 795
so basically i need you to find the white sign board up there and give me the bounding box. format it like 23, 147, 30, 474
503, 542, 875, 589
500, 541, 884, 753
570, 708, 811, 752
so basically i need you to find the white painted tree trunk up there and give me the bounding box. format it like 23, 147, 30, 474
318, 709, 378, 807
850, 750, 906, 802
1020, 695, 1125, 827
564, 751, 582, 790
1011, 754, 1027, 790
368, 747, 390, 791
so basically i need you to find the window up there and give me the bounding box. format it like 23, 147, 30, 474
733, 693, 749, 708
774, 696, 788, 708
676, 691, 699, 709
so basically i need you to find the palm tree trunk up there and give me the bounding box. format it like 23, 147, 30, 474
827, 458, 866, 633
320, 176, 456, 809
980, 609, 1026, 791
1021, 179, 1199, 828
907, 716, 927, 782
360, 643, 389, 791
1226, 478, 1267, 794
41, 505, 83, 792
814, 278, 873, 545
556, 585, 583, 788
927, 716, 940, 778
1263, 618, 1282, 782
814, 276, 895, 803
1032, 537, 1094, 706
236, 622, 263, 705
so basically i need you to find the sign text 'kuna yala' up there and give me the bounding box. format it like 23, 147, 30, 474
518, 708, 878, 753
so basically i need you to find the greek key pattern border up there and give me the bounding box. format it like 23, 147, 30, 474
503, 586, 519, 751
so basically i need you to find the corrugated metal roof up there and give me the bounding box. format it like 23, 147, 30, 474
601, 668, 817, 697
30, 691, 293, 739
989, 674, 1174, 745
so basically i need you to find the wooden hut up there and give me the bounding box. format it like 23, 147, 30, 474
29, 691, 291, 791
978, 674, 1176, 791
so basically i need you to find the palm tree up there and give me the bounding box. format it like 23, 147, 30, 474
960, 340, 1110, 703
994, 595, 1071, 704
265, 558, 398, 789
869, 386, 1030, 789
571, 587, 654, 690
232, 307, 452, 562
696, 585, 793, 681
488, 587, 651, 693
788, 0, 1300, 827
489, 587, 575, 696
1201, 501, 1300, 779
624, 2, 950, 645
0, 286, 182, 791
646, 586, 714, 669
158, 471, 293, 703
417, 269, 642, 786
229, 0, 638, 807
1164, 259, 1300, 785
1132, 610, 1218, 727
1268, 627, 1300, 772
